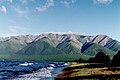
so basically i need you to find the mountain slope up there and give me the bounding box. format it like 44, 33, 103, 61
56, 34, 82, 54
0, 38, 27, 55
17, 39, 65, 55
89, 35, 120, 52
82, 43, 116, 57
0, 35, 38, 55
0, 33, 119, 61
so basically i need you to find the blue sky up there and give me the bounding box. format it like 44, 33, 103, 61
0, 0, 120, 41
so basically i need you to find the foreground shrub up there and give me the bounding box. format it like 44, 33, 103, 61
112, 51, 120, 66
87, 52, 111, 65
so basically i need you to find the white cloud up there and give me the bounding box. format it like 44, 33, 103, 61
13, 6, 29, 17
0, 26, 29, 37
43, 31, 79, 35
60, 0, 70, 7
36, 6, 48, 12
8, 26, 28, 33
60, 0, 77, 7
0, 33, 18, 37
0, 0, 12, 3
19, 0, 35, 4
0, 5, 7, 13
36, 0, 54, 12
8, 0, 12, 3
0, 0, 12, 13
71, 0, 77, 3
46, 0, 54, 7
19, 0, 28, 4
94, 0, 113, 4
80, 32, 88, 35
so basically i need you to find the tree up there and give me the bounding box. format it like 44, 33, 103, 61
112, 51, 120, 66
78, 58, 85, 63
87, 57, 95, 63
94, 52, 110, 64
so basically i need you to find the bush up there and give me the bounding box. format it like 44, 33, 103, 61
87, 52, 111, 64
87, 57, 94, 63
95, 52, 110, 64
78, 58, 86, 63
112, 51, 120, 66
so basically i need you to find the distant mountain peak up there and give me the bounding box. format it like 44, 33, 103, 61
0, 33, 119, 58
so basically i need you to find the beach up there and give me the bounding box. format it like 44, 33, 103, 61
56, 62, 120, 80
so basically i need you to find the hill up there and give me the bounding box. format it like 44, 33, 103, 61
0, 33, 119, 61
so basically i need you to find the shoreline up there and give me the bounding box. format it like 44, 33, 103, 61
0, 60, 69, 80
55, 62, 120, 80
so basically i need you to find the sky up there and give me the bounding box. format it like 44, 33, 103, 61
0, 0, 120, 41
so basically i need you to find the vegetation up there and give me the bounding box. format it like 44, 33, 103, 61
86, 52, 111, 65
112, 51, 120, 66
0, 53, 90, 62
0, 34, 119, 62
0, 38, 27, 55
94, 52, 111, 64
56, 51, 120, 79
56, 62, 120, 80
87, 51, 120, 66
82, 43, 116, 57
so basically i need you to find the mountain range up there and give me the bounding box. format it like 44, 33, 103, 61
0, 33, 120, 61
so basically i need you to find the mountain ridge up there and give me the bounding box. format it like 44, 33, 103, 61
0, 33, 119, 61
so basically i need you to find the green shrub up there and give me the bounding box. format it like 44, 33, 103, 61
112, 51, 120, 66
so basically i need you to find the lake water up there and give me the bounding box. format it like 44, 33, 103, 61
0, 60, 69, 80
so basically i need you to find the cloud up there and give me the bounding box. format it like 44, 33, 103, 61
71, 0, 77, 3
43, 31, 79, 35
36, 0, 54, 12
94, 0, 113, 4
0, 26, 28, 37
8, 26, 28, 34
60, 0, 70, 7
60, 0, 77, 7
0, 33, 18, 37
0, 0, 12, 3
19, 0, 35, 4
13, 6, 29, 17
8, 0, 12, 3
0, 0, 12, 13
0, 5, 7, 13
19, 0, 28, 4
36, 6, 48, 12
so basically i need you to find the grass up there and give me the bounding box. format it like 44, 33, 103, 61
0, 54, 90, 61
56, 62, 120, 80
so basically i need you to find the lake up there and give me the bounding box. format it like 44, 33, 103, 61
0, 60, 69, 80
